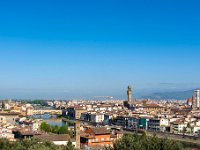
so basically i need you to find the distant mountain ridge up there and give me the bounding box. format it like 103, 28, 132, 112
141, 89, 194, 100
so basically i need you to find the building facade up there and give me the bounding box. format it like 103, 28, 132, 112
124, 86, 133, 109
192, 90, 200, 110
80, 127, 112, 149
148, 118, 161, 132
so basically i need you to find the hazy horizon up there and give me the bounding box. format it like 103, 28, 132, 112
0, 87, 198, 100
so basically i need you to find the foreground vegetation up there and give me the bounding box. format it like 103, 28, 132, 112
106, 133, 200, 150
0, 138, 75, 150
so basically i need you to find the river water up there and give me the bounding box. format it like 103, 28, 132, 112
33, 114, 66, 127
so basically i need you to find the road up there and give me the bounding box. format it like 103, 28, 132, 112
76, 119, 200, 144
79, 120, 200, 144
123, 129, 200, 144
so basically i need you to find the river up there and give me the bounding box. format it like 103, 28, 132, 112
33, 114, 66, 127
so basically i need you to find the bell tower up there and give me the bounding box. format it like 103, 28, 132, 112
75, 121, 80, 149
127, 85, 132, 104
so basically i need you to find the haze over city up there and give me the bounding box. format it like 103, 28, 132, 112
0, 0, 200, 99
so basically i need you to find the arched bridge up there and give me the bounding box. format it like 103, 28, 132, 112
33, 110, 62, 115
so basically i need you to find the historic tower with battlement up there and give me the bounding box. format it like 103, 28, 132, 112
192, 90, 200, 110
127, 85, 132, 104
124, 85, 133, 109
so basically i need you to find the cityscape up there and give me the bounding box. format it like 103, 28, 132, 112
0, 0, 200, 150
1, 86, 200, 149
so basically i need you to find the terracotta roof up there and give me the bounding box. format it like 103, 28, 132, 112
19, 130, 39, 136
90, 127, 110, 135
187, 98, 192, 102
171, 119, 185, 125
35, 134, 71, 142
0, 112, 20, 115
110, 134, 117, 138
12, 127, 42, 136
80, 132, 94, 139
143, 104, 164, 108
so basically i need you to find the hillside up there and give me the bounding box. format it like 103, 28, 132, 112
141, 90, 194, 100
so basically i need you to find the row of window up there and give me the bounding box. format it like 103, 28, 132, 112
89, 137, 110, 142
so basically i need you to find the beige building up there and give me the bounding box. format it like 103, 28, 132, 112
26, 106, 34, 116
75, 109, 87, 120
0, 116, 7, 124
0, 112, 19, 124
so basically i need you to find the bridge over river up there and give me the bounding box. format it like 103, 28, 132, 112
33, 109, 62, 115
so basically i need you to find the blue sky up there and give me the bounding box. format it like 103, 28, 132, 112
0, 0, 200, 99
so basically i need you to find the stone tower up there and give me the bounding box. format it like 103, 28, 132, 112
127, 85, 132, 104
74, 121, 80, 149
192, 90, 200, 110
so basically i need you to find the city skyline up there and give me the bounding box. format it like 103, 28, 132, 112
0, 0, 200, 99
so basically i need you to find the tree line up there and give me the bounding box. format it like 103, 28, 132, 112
106, 133, 200, 150
40, 122, 73, 138
0, 138, 75, 150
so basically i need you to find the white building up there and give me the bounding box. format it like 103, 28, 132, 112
5, 104, 11, 110
171, 120, 187, 133
32, 122, 40, 131
160, 118, 170, 132
193, 126, 200, 134
0, 132, 15, 140
160, 118, 170, 126
35, 134, 76, 147
0, 127, 15, 140
90, 113, 104, 123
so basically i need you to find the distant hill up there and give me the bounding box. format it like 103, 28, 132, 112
141, 89, 194, 100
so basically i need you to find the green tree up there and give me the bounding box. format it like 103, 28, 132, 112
0, 138, 75, 150
40, 123, 73, 138
106, 134, 183, 150
67, 129, 73, 138
40, 122, 51, 132
58, 125, 68, 134
65, 141, 75, 150
182, 127, 187, 135
51, 125, 59, 134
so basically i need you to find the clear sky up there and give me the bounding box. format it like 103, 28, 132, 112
0, 0, 200, 99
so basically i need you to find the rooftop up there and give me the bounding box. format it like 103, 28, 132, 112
35, 134, 72, 142
90, 127, 110, 135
